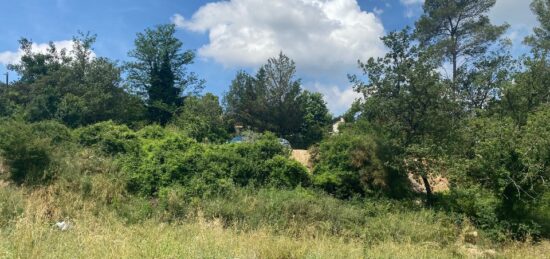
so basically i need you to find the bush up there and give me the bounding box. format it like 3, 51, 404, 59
76, 121, 139, 155
170, 93, 229, 143
530, 191, 550, 237
31, 120, 73, 144
124, 126, 200, 195
0, 120, 54, 184
263, 155, 310, 188
448, 113, 550, 239
312, 133, 388, 198
122, 128, 307, 197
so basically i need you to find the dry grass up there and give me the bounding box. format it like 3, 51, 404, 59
1, 184, 550, 258
0, 212, 364, 258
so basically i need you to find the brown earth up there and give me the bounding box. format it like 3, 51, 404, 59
408, 173, 450, 193
291, 150, 312, 171
290, 150, 449, 192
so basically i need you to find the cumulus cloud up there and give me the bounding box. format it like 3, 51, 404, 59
400, 0, 423, 6
308, 82, 362, 115
489, 0, 536, 28
175, 0, 385, 77
399, 0, 423, 18
489, 0, 537, 52
398, 0, 536, 29
171, 13, 186, 28
0, 40, 85, 66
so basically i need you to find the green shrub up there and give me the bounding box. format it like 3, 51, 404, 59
531, 191, 550, 237
76, 121, 139, 155
30, 120, 73, 144
122, 129, 306, 198
232, 132, 289, 161
124, 128, 200, 195
440, 186, 507, 240
518, 106, 550, 197
170, 93, 229, 143
449, 113, 550, 239
0, 120, 54, 184
263, 155, 310, 188
312, 133, 388, 198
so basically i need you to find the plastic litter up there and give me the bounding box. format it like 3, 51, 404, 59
55, 221, 71, 231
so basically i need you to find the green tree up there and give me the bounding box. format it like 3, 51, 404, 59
498, 2, 550, 125
171, 93, 228, 143
351, 29, 460, 203
0, 85, 18, 118
294, 91, 331, 148
462, 43, 516, 110
223, 70, 268, 131
126, 24, 204, 125
8, 39, 69, 84
262, 52, 303, 138
415, 0, 508, 89
454, 109, 550, 237
525, 0, 550, 52
6, 34, 145, 127
499, 54, 550, 125
224, 53, 331, 148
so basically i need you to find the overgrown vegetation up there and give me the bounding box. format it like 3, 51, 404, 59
1, 0, 550, 257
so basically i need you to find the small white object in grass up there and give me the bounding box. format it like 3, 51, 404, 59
55, 221, 71, 231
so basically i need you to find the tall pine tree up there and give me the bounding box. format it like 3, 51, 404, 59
126, 24, 204, 125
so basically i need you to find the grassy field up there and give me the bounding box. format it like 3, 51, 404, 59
1, 182, 549, 259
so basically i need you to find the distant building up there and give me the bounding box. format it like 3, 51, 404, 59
332, 117, 345, 134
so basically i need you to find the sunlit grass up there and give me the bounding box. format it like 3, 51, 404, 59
1, 183, 549, 258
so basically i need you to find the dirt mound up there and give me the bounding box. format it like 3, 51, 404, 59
408, 173, 450, 193
291, 150, 312, 170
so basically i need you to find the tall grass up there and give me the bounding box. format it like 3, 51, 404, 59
1, 144, 549, 258
1, 179, 550, 258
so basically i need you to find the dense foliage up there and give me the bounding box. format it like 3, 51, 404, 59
0, 0, 550, 245
126, 24, 204, 125
224, 53, 331, 148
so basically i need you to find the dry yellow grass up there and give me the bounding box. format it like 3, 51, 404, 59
0, 214, 365, 258
1, 184, 550, 258
2, 214, 549, 259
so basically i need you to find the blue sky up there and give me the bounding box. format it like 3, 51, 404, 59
0, 0, 538, 114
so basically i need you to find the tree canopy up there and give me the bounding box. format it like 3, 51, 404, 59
126, 24, 204, 125
224, 53, 331, 148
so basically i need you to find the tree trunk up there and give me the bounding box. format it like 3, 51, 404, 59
421, 175, 433, 206
452, 53, 457, 82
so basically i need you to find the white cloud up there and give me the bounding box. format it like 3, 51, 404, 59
400, 0, 423, 6
489, 0, 537, 52
175, 0, 386, 77
0, 40, 88, 66
396, 0, 537, 52
399, 0, 423, 18
489, 0, 536, 28
309, 82, 362, 115
171, 13, 186, 28
0, 52, 20, 66
373, 7, 384, 16
397, 0, 536, 29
